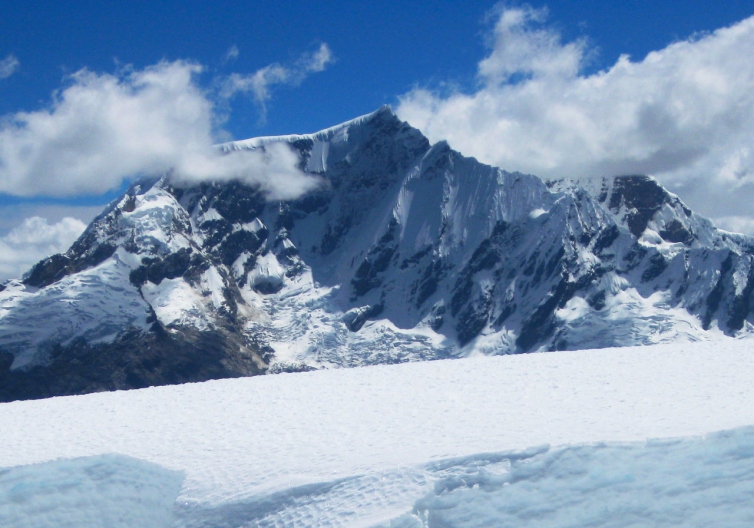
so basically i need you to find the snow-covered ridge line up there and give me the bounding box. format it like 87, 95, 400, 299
216, 105, 393, 152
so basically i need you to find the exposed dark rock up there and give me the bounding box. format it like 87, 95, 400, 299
448, 225, 515, 345
129, 248, 209, 287
727, 262, 754, 331
492, 305, 514, 327
456, 295, 492, 346
23, 243, 117, 289
201, 220, 234, 248
587, 290, 607, 311
320, 219, 351, 256
450, 222, 509, 319
413, 258, 447, 308
23, 254, 71, 288
342, 304, 385, 332
210, 182, 266, 224
597, 179, 610, 203
593, 225, 620, 253
122, 195, 137, 213
217, 229, 267, 267
622, 244, 649, 272
276, 203, 295, 231
702, 253, 734, 330
245, 335, 276, 364
609, 176, 668, 237
660, 219, 694, 245
516, 279, 570, 351
293, 191, 331, 216
252, 278, 284, 295
544, 247, 565, 279
290, 138, 315, 169
351, 221, 399, 298
429, 303, 445, 331
642, 253, 668, 283
516, 272, 595, 352
0, 351, 13, 371
401, 245, 433, 269
267, 362, 318, 374
0, 327, 265, 403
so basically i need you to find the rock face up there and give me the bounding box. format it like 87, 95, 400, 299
2, 106, 754, 401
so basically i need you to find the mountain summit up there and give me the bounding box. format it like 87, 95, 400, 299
1, 106, 753, 401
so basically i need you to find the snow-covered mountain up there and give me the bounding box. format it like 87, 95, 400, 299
2, 106, 753, 401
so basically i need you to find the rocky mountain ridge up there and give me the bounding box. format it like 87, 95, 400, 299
1, 106, 753, 401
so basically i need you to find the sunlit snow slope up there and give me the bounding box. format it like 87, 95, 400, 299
3, 106, 754, 401
1, 340, 754, 526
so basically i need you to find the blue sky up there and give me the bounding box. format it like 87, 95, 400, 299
3, 0, 753, 138
1, 0, 754, 279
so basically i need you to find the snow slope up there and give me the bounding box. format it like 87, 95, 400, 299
2, 340, 754, 526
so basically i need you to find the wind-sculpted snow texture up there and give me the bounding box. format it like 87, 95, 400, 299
3, 343, 754, 526
176, 430, 754, 527
2, 105, 754, 400
392, 429, 754, 528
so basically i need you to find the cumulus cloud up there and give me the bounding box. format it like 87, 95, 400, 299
0, 60, 322, 200
0, 216, 87, 281
0, 204, 103, 233
220, 43, 333, 123
397, 7, 754, 223
478, 6, 585, 84
0, 54, 20, 79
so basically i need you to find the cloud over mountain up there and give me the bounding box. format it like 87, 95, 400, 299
0, 216, 87, 281
397, 7, 754, 230
0, 56, 327, 201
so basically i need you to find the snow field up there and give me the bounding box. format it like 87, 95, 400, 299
1, 339, 754, 525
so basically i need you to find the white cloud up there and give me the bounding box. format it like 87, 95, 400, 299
0, 60, 322, 200
224, 45, 239, 64
397, 7, 754, 223
712, 216, 754, 236
174, 141, 323, 201
0, 54, 20, 80
220, 43, 333, 123
0, 204, 103, 234
478, 6, 585, 84
0, 216, 87, 281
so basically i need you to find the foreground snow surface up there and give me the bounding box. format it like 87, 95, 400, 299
0, 454, 183, 528
2, 340, 754, 526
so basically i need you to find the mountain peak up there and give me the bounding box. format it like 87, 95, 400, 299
219, 105, 400, 153
2, 110, 754, 402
